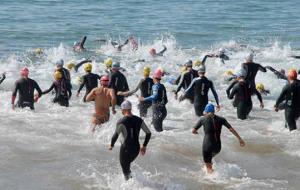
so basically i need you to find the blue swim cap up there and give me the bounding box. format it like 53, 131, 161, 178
112, 62, 120, 69
204, 103, 215, 113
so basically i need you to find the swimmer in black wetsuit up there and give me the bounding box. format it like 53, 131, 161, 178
118, 66, 154, 117
192, 103, 245, 174
109, 100, 151, 180
228, 69, 254, 120
12, 67, 42, 110
42, 71, 72, 107
56, 59, 72, 90
139, 68, 168, 132
174, 60, 198, 102
108, 62, 129, 106
180, 65, 220, 116
73, 36, 87, 52
149, 45, 167, 57
199, 48, 230, 66
77, 63, 100, 102
274, 69, 300, 131
0, 72, 6, 85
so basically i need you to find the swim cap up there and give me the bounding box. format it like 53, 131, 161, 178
143, 66, 151, 76
100, 75, 109, 86
153, 68, 163, 79
104, 58, 113, 68
219, 48, 225, 54
121, 100, 132, 110
245, 53, 254, 62
204, 103, 215, 113
73, 41, 78, 46
224, 70, 234, 76
20, 67, 29, 77
256, 83, 265, 91
56, 59, 64, 67
185, 60, 193, 67
112, 62, 121, 70
84, 63, 92, 72
198, 65, 206, 73
288, 69, 297, 80
54, 71, 62, 80
193, 59, 202, 67
149, 48, 156, 56
35, 48, 43, 54
66, 62, 76, 70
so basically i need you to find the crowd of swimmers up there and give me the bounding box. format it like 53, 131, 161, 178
3, 35, 300, 180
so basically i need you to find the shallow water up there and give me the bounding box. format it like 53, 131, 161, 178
0, 1, 300, 190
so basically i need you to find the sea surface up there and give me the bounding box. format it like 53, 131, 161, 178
0, 0, 299, 190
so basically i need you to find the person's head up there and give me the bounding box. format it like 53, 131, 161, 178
245, 53, 254, 63
20, 67, 29, 78
143, 66, 151, 78
204, 103, 215, 115
224, 70, 234, 76
218, 48, 225, 55
66, 61, 76, 71
56, 59, 64, 69
193, 59, 202, 67
35, 48, 43, 55
104, 58, 113, 69
185, 60, 193, 71
198, 65, 206, 77
153, 68, 163, 82
256, 83, 265, 93
288, 69, 297, 82
121, 100, 132, 116
112, 62, 121, 72
149, 48, 156, 56
54, 71, 62, 81
100, 75, 109, 87
84, 63, 92, 73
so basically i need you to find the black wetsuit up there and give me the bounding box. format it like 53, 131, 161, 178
108, 71, 129, 106
77, 72, 100, 102
58, 67, 72, 90
243, 62, 266, 94
228, 80, 252, 120
0, 74, 5, 85
265, 66, 288, 80
193, 114, 232, 163
42, 79, 72, 107
184, 77, 219, 116
73, 36, 86, 52
74, 59, 92, 72
275, 80, 300, 131
175, 69, 198, 102
111, 115, 151, 180
154, 46, 167, 57
144, 83, 168, 132
126, 77, 154, 117
12, 78, 42, 110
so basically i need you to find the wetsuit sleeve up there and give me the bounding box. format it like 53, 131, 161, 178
0, 74, 6, 84
79, 36, 87, 48
85, 88, 96, 102
226, 81, 237, 98
228, 85, 238, 100
34, 81, 43, 97
201, 55, 213, 65
110, 123, 125, 147
77, 76, 86, 93
220, 54, 229, 61
12, 81, 19, 97
157, 45, 167, 56
74, 60, 92, 72
210, 81, 219, 105
67, 83, 72, 98
42, 83, 55, 95
222, 118, 233, 129
258, 64, 267, 72
140, 121, 151, 147
143, 84, 159, 102
184, 78, 196, 97
275, 85, 288, 107
124, 78, 129, 91
193, 118, 204, 130
124, 79, 142, 96
254, 90, 263, 104
108, 75, 115, 89
175, 73, 185, 94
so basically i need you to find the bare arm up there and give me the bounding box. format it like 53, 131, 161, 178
85, 88, 96, 102
110, 89, 117, 112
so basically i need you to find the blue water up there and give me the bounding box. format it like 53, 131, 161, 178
1, 0, 300, 55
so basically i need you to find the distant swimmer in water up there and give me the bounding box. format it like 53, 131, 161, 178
42, 71, 72, 107
149, 45, 167, 57
0, 72, 6, 85
77, 63, 100, 102
291, 55, 300, 59
180, 65, 220, 116
73, 36, 87, 52
198, 48, 230, 65
86, 75, 116, 132
67, 59, 93, 72
12, 67, 42, 110
109, 100, 151, 180
139, 68, 168, 132
274, 69, 300, 131
117, 66, 154, 117
265, 66, 287, 80
192, 103, 245, 174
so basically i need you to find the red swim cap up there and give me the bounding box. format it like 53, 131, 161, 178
20, 67, 29, 77
100, 75, 109, 86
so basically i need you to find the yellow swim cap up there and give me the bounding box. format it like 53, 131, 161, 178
256, 83, 265, 91
194, 60, 202, 67
84, 63, 92, 72
104, 58, 113, 68
35, 48, 43, 55
224, 70, 234, 76
143, 66, 151, 76
66, 62, 76, 70
54, 71, 62, 80
180, 66, 188, 73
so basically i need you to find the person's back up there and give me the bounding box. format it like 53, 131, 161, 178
231, 80, 252, 105
110, 71, 128, 91
140, 77, 154, 98
93, 86, 113, 115
152, 83, 168, 105
201, 114, 226, 143
192, 77, 212, 101
14, 78, 38, 103
117, 115, 143, 146
83, 73, 99, 92
279, 80, 300, 110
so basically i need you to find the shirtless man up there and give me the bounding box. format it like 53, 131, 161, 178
86, 75, 117, 132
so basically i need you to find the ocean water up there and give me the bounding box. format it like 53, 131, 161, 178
0, 0, 300, 190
